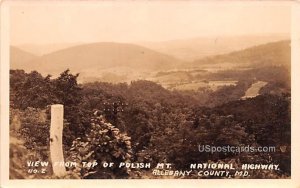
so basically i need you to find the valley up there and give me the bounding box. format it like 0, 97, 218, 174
10, 38, 290, 98
9, 36, 291, 179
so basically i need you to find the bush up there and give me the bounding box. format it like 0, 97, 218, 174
66, 112, 132, 178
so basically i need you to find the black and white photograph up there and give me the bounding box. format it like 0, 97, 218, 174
1, 1, 299, 185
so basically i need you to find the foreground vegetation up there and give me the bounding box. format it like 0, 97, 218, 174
9, 68, 290, 179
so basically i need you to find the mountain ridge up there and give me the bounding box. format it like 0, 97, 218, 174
10, 46, 37, 71
190, 40, 290, 69
10, 40, 290, 83
141, 34, 289, 61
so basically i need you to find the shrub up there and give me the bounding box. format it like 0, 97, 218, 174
66, 112, 132, 178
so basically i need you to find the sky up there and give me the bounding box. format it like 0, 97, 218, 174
9, 1, 291, 45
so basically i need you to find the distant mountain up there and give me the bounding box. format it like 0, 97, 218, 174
10, 46, 38, 70
21, 42, 183, 82
11, 39, 290, 84
141, 34, 289, 61
18, 43, 83, 56
149, 40, 290, 91
190, 40, 291, 69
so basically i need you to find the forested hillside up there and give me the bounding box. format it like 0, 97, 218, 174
191, 41, 290, 68
10, 69, 290, 179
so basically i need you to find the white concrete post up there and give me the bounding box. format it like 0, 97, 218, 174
50, 104, 66, 177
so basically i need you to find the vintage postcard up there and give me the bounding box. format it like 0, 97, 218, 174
1, 0, 300, 187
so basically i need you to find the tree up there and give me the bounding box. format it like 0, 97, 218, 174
52, 69, 90, 146
10, 70, 54, 109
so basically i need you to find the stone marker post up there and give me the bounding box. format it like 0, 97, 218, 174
50, 104, 66, 177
